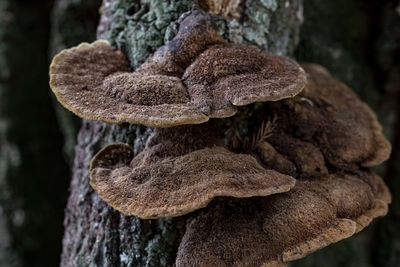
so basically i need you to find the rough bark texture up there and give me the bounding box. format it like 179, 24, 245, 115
61, 0, 303, 266
0, 0, 70, 266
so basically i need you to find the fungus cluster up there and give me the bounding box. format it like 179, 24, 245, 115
50, 10, 391, 267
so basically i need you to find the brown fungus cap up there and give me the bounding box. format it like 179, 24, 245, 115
89, 123, 296, 219
265, 134, 328, 178
176, 172, 390, 267
256, 141, 298, 178
183, 44, 306, 117
49, 40, 208, 127
267, 63, 391, 168
49, 11, 306, 127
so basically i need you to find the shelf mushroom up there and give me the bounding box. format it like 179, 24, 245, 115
89, 123, 296, 219
254, 64, 391, 178
49, 11, 306, 127
295, 64, 391, 167
48, 7, 392, 266
175, 173, 391, 267
170, 64, 392, 266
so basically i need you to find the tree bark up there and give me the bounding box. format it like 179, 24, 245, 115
60, 0, 303, 266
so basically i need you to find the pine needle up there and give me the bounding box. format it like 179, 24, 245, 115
226, 116, 277, 152
249, 115, 277, 150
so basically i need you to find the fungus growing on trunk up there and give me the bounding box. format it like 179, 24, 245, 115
269, 64, 391, 168
176, 173, 390, 267
171, 64, 391, 266
48, 8, 392, 267
49, 11, 306, 127
90, 123, 296, 219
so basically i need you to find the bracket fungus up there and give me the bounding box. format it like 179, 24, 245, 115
268, 64, 391, 168
49, 11, 306, 127
48, 7, 392, 266
90, 123, 296, 219
247, 63, 392, 181
176, 173, 390, 267
170, 64, 391, 266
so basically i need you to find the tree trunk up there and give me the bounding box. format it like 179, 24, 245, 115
60, 0, 303, 266
0, 0, 70, 266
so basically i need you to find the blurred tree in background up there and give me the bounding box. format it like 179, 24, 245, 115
0, 0, 399, 266
0, 0, 69, 266
0, 0, 100, 266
